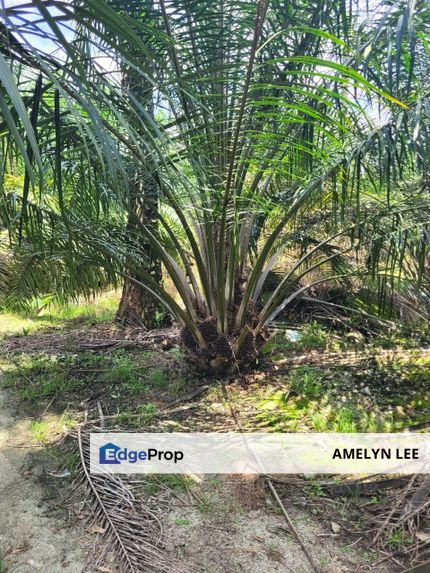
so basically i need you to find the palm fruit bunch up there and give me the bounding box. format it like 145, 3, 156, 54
213, 334, 233, 358
180, 326, 197, 349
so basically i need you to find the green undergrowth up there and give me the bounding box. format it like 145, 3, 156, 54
0, 347, 190, 415
231, 358, 430, 432
0, 290, 119, 339
265, 321, 430, 358
264, 322, 339, 356
1, 309, 429, 440
142, 474, 195, 495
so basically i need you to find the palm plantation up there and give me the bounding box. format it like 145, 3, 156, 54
0, 0, 429, 372
1, 2, 430, 572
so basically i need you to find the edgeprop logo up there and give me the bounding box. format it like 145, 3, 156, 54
99, 442, 184, 465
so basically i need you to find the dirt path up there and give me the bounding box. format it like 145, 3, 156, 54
0, 386, 88, 573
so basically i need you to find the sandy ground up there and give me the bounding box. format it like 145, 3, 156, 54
0, 367, 395, 573
0, 386, 89, 573
163, 477, 393, 573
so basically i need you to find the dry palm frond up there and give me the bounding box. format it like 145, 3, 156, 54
401, 477, 430, 520
73, 426, 186, 573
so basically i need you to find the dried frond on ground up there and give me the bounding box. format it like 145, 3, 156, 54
69, 426, 186, 573
0, 324, 178, 354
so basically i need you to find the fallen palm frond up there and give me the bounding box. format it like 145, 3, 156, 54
71, 425, 186, 573
401, 478, 430, 521
0, 324, 179, 355
370, 476, 430, 566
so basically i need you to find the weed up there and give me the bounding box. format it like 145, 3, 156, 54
2, 354, 85, 401
29, 411, 78, 443
198, 497, 214, 514
155, 308, 171, 327
207, 477, 220, 488
65, 451, 80, 474
289, 367, 324, 400
124, 378, 149, 395
30, 420, 50, 442
137, 403, 157, 423
143, 474, 194, 495
331, 407, 357, 433
385, 528, 409, 548
168, 377, 187, 395
102, 350, 138, 385
115, 411, 137, 426
168, 347, 184, 360
299, 322, 329, 350
264, 322, 331, 357
256, 373, 397, 433
307, 482, 325, 497
0, 290, 118, 339
206, 384, 224, 403
146, 368, 169, 389
174, 517, 190, 526
310, 411, 329, 431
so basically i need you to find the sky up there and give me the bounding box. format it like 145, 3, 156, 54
0, 0, 119, 74
0, 0, 392, 126
0, 0, 75, 55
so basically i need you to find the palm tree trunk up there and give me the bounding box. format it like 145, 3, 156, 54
115, 0, 162, 328
116, 175, 162, 328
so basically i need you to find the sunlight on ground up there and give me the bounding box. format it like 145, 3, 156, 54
0, 290, 120, 339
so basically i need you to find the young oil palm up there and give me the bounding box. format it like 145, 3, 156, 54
0, 0, 429, 373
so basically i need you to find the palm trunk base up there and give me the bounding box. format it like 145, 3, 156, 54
116, 278, 160, 329
180, 321, 267, 376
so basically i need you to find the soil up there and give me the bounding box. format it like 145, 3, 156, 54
163, 475, 392, 573
0, 385, 90, 573
1, 325, 421, 572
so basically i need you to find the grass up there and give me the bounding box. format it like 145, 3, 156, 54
250, 360, 430, 432
3, 344, 429, 437
174, 517, 190, 526
143, 474, 194, 495
30, 420, 50, 442
0, 290, 119, 339
372, 325, 430, 350
137, 403, 157, 423
1, 297, 429, 444
102, 350, 184, 396
64, 451, 80, 474
102, 349, 143, 388
198, 497, 215, 514
264, 322, 345, 359
1, 346, 186, 410
1, 354, 86, 401
265, 320, 430, 360
385, 528, 414, 549
28, 411, 78, 443
289, 366, 323, 400
257, 388, 395, 433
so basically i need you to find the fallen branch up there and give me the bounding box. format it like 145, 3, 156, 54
221, 384, 321, 573
267, 478, 321, 573
373, 475, 418, 544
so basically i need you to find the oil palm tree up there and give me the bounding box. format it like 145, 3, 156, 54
0, 0, 429, 373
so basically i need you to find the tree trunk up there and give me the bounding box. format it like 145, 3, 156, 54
116, 177, 162, 328
115, 0, 162, 328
